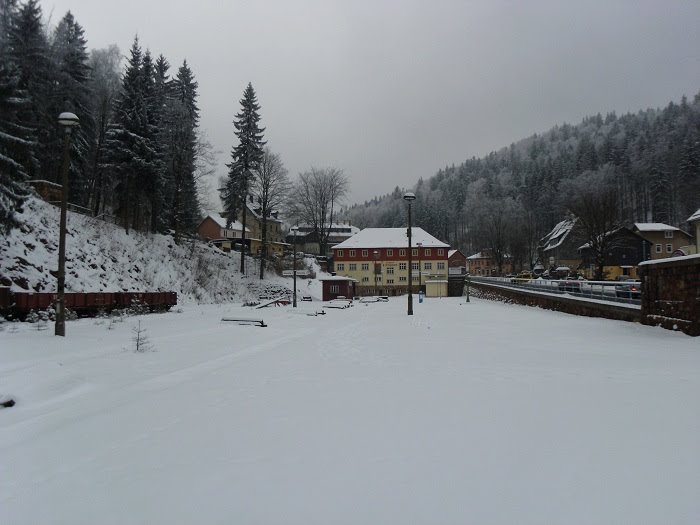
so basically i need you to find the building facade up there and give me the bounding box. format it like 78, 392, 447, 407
632, 223, 693, 260
285, 222, 360, 256
331, 228, 450, 296
197, 215, 248, 252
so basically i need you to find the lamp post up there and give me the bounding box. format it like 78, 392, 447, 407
55, 112, 79, 337
403, 192, 416, 315
373, 250, 380, 295
291, 226, 298, 307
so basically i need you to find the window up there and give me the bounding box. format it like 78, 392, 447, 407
330, 285, 339, 293
362, 250, 368, 257
349, 250, 356, 257
399, 276, 407, 282
412, 262, 419, 270
387, 249, 393, 257
655, 244, 662, 253
361, 263, 370, 271
399, 262, 407, 270
664, 231, 674, 239
362, 277, 369, 283
437, 249, 444, 256
437, 262, 445, 270
336, 263, 345, 271
666, 244, 672, 253
399, 249, 406, 256
424, 262, 432, 270
387, 267, 394, 275
412, 276, 419, 282
349, 263, 356, 271
412, 249, 418, 256
425, 248, 431, 256
375, 276, 381, 283
386, 279, 394, 284
337, 250, 343, 257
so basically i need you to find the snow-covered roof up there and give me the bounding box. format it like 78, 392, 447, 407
205, 214, 249, 232
687, 208, 700, 223
467, 251, 487, 260
540, 218, 576, 252
319, 275, 358, 281
634, 222, 680, 232
330, 228, 449, 250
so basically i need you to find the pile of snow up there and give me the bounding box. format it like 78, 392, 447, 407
0, 198, 305, 304
1, 297, 699, 523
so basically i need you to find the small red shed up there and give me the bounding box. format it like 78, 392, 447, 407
320, 276, 357, 301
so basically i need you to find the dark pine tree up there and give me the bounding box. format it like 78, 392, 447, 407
226, 82, 265, 273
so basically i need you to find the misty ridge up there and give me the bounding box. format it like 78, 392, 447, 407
344, 91, 700, 267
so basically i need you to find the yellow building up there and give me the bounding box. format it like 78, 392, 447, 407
331, 227, 450, 296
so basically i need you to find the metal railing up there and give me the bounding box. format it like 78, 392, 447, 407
469, 276, 641, 306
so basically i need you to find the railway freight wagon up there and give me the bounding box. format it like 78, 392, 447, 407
0, 288, 177, 319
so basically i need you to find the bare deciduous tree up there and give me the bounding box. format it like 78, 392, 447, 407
251, 148, 289, 279
560, 167, 626, 279
289, 167, 349, 255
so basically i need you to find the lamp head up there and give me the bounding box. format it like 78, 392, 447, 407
57, 112, 79, 128
403, 192, 416, 202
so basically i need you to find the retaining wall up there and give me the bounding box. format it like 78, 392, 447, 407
469, 281, 641, 323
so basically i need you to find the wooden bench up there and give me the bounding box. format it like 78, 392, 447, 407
221, 318, 267, 327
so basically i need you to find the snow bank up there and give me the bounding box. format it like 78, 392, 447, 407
0, 198, 293, 304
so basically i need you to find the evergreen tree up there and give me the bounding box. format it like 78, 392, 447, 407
51, 11, 94, 206
0, 1, 33, 233
225, 82, 265, 273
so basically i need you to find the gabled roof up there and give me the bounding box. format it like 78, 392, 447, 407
331, 227, 449, 250
204, 214, 249, 232
448, 249, 465, 259
540, 218, 577, 252
634, 222, 681, 232
467, 251, 489, 260
247, 204, 283, 223
688, 208, 700, 223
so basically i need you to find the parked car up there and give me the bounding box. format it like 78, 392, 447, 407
615, 281, 641, 299
558, 280, 582, 293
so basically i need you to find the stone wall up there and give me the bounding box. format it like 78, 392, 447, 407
638, 255, 700, 336
468, 281, 641, 323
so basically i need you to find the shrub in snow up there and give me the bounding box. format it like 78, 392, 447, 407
131, 320, 154, 353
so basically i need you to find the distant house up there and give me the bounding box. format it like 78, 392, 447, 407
466, 250, 513, 276
231, 201, 287, 257
197, 214, 249, 252
538, 217, 583, 272
578, 227, 652, 279
285, 222, 360, 256
632, 223, 693, 260
686, 209, 700, 255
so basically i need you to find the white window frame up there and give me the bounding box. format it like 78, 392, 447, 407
666, 244, 672, 253
337, 250, 343, 257
437, 262, 445, 270
664, 231, 674, 239
425, 248, 431, 256
349, 263, 356, 271
362, 249, 368, 257
424, 262, 432, 270
336, 263, 345, 271
387, 249, 393, 257
655, 244, 662, 253
399, 262, 407, 270
330, 285, 340, 293
349, 250, 356, 257
361, 263, 369, 271
387, 267, 394, 275
399, 249, 406, 256
437, 249, 444, 256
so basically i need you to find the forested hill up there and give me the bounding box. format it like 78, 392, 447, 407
344, 92, 700, 259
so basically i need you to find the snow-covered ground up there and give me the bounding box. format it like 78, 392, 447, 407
1, 296, 699, 524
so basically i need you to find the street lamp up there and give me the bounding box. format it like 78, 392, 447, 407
403, 192, 416, 315
373, 249, 380, 295
291, 225, 298, 307
55, 112, 79, 337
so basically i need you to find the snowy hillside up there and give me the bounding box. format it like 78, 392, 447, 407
0, 198, 299, 304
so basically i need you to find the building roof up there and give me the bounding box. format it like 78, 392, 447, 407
540, 218, 577, 252
319, 276, 358, 282
205, 214, 249, 232
467, 251, 488, 260
634, 222, 681, 232
331, 227, 449, 250
688, 208, 700, 223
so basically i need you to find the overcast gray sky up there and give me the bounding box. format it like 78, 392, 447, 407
45, 0, 700, 206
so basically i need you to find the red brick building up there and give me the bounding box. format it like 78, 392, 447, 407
319, 276, 356, 301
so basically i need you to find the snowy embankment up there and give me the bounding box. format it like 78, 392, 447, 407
1, 297, 699, 524
0, 198, 293, 304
